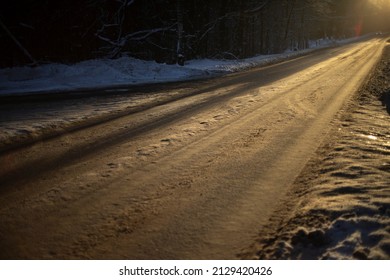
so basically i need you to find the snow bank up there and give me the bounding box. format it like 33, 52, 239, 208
252, 46, 390, 260
0, 57, 209, 95
0, 36, 367, 96
254, 102, 390, 260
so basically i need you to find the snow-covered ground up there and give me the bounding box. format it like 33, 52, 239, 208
0, 35, 387, 260
0, 36, 363, 151
0, 37, 361, 96
255, 100, 390, 259
249, 45, 390, 260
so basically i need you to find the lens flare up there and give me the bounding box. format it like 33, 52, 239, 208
354, 19, 363, 37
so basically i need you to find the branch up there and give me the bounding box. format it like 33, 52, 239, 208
115, 0, 135, 6
97, 24, 176, 58
244, 0, 271, 14
198, 1, 271, 43
198, 12, 236, 42
0, 17, 37, 66
96, 34, 121, 46
121, 24, 176, 43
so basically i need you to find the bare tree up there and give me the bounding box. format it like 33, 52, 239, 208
0, 17, 37, 66
176, 0, 185, 65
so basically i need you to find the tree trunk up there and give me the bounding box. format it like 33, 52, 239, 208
176, 0, 185, 65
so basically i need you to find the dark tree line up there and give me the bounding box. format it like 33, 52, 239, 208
0, 0, 389, 67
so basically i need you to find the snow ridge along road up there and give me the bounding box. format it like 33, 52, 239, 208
0, 37, 387, 259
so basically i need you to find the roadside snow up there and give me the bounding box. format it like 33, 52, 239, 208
250, 45, 390, 260
0, 37, 361, 96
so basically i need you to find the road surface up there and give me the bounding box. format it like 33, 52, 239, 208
0, 37, 387, 259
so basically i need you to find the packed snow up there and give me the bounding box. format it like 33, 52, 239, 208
250, 45, 390, 260
0, 36, 354, 150
0, 35, 387, 260
254, 98, 390, 259
0, 37, 362, 96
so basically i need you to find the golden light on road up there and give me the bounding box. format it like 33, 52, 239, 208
368, 0, 390, 11
368, 0, 389, 5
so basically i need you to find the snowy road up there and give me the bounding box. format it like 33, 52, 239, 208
0, 37, 387, 259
